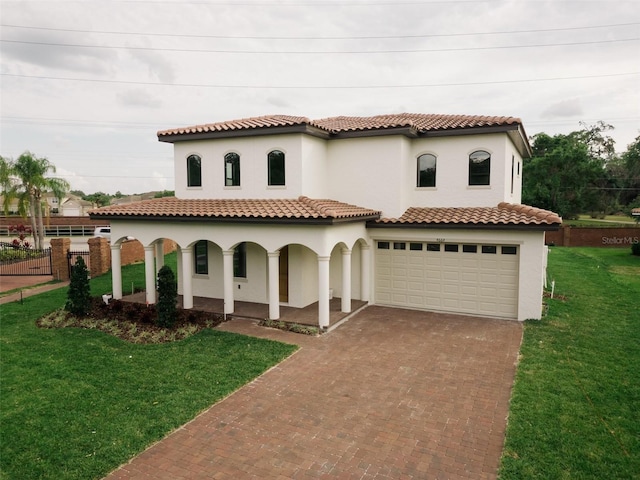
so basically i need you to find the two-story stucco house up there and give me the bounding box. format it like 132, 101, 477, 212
90, 113, 561, 327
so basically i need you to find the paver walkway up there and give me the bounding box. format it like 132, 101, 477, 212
105, 306, 522, 479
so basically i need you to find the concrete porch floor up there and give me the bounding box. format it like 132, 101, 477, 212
121, 292, 367, 328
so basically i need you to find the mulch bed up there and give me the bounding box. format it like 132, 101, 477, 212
37, 297, 225, 344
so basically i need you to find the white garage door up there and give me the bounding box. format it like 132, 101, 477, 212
375, 241, 519, 318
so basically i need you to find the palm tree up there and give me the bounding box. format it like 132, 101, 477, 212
2, 152, 70, 250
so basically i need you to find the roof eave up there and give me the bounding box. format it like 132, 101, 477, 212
366, 221, 561, 231
158, 124, 330, 143
424, 124, 532, 158
89, 213, 380, 225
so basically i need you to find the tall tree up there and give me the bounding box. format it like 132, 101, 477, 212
523, 132, 605, 219
3, 152, 70, 249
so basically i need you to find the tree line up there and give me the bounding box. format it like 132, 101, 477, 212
523, 122, 640, 219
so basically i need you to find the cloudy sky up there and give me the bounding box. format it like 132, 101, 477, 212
1, 0, 639, 195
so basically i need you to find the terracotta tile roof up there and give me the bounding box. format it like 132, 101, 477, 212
374, 203, 562, 227
312, 113, 522, 134
157, 113, 522, 138
157, 115, 310, 137
89, 196, 381, 222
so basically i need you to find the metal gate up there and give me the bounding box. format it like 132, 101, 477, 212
67, 250, 91, 278
0, 242, 53, 276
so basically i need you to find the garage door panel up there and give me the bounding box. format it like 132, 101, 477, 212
375, 241, 519, 318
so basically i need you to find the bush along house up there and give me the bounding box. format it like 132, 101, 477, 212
90, 113, 561, 327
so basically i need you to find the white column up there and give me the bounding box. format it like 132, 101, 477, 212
110, 244, 122, 300
155, 240, 164, 277
341, 247, 352, 313
361, 244, 371, 302
144, 245, 156, 304
181, 247, 193, 309
318, 255, 331, 329
222, 249, 235, 315
268, 251, 280, 320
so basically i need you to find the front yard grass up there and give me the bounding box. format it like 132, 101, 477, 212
0, 259, 298, 480
500, 247, 640, 479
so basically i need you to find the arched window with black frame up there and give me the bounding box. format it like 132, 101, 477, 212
224, 152, 240, 186
187, 154, 202, 187
468, 150, 491, 186
267, 150, 285, 186
417, 153, 437, 187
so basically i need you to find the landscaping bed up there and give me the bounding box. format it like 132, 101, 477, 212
37, 297, 225, 343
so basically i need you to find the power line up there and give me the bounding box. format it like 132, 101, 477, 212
1, 36, 637, 54
2, 71, 638, 89
2, 21, 636, 41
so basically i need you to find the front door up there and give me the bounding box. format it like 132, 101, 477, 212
279, 246, 289, 302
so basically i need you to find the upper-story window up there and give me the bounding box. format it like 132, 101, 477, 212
224, 152, 240, 186
187, 154, 202, 187
417, 153, 437, 187
267, 150, 285, 186
469, 150, 491, 186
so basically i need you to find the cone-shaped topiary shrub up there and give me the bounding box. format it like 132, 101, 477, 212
632, 241, 640, 256
66, 256, 90, 316
156, 265, 177, 328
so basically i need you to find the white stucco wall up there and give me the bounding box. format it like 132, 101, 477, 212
171, 130, 524, 215
173, 134, 305, 200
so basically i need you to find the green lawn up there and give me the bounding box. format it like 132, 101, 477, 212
500, 247, 640, 479
0, 258, 298, 480
564, 214, 638, 227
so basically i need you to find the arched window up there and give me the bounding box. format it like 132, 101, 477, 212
469, 150, 491, 186
187, 154, 202, 187
417, 153, 437, 187
224, 152, 240, 186
267, 150, 285, 186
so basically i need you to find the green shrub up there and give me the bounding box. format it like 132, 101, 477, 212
632, 241, 640, 256
156, 265, 177, 328
65, 257, 90, 316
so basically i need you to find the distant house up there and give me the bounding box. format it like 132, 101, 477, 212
59, 196, 94, 216
2, 192, 94, 217
91, 113, 561, 325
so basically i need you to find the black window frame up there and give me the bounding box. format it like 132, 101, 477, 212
468, 150, 491, 186
417, 153, 437, 188
377, 241, 390, 249
267, 150, 285, 186
224, 152, 241, 187
233, 242, 247, 278
194, 240, 208, 275
187, 154, 202, 187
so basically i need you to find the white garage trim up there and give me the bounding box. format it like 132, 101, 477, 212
375, 240, 519, 319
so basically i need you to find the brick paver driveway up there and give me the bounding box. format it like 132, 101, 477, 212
105, 306, 522, 479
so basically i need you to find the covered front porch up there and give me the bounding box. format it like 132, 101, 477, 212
121, 292, 368, 329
